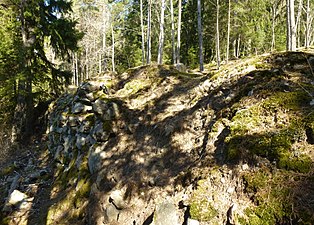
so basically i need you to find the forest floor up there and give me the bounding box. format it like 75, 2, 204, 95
1, 49, 314, 224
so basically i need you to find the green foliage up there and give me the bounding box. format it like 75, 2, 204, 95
0, 0, 81, 140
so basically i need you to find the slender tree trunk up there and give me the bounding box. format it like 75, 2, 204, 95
176, 0, 182, 64
271, 3, 276, 51
111, 24, 115, 72
103, 12, 107, 72
216, 0, 220, 69
237, 36, 241, 58
75, 53, 78, 86
72, 53, 75, 84
306, 0, 310, 48
297, 15, 301, 48
296, 0, 303, 48
170, 0, 175, 64
86, 48, 89, 79
291, 0, 296, 51
140, 0, 145, 65
157, 0, 166, 64
233, 39, 236, 58
286, 0, 291, 50
197, 0, 204, 72
147, 0, 152, 64
287, 0, 296, 51
99, 53, 102, 74
226, 0, 230, 63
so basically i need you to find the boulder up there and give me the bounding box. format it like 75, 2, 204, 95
109, 190, 127, 209
153, 201, 179, 225
175, 63, 187, 73
8, 190, 28, 206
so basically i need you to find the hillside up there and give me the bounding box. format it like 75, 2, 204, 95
1, 51, 314, 224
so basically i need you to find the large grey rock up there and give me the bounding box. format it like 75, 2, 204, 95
104, 204, 119, 223
92, 99, 108, 115
63, 135, 74, 153
76, 134, 87, 150
8, 190, 28, 206
80, 82, 100, 93
109, 190, 127, 209
72, 102, 93, 114
72, 102, 85, 114
88, 144, 105, 174
68, 115, 78, 127
154, 201, 179, 225
85, 92, 95, 102
91, 122, 110, 142
78, 120, 94, 134
175, 63, 187, 73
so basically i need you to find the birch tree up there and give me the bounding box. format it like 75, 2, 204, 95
157, 0, 166, 64
140, 0, 145, 64
216, 0, 220, 69
305, 0, 311, 48
147, 0, 152, 64
170, 0, 176, 63
286, 0, 296, 51
176, 0, 182, 64
226, 0, 231, 63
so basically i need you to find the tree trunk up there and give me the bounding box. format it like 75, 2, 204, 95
306, 0, 310, 48
287, 0, 296, 51
86, 48, 89, 79
103, 11, 107, 72
286, 0, 291, 50
147, 0, 152, 64
237, 36, 241, 58
226, 0, 230, 63
72, 53, 76, 84
12, 0, 34, 143
111, 23, 115, 72
197, 0, 204, 72
176, 0, 182, 64
75, 53, 78, 86
216, 0, 220, 69
170, 0, 175, 64
140, 0, 145, 65
157, 0, 166, 65
271, 3, 276, 51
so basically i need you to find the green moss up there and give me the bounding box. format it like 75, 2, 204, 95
188, 179, 218, 222
242, 170, 293, 225
47, 154, 91, 225
190, 199, 218, 221
278, 153, 312, 173
263, 91, 311, 111
229, 107, 261, 135
226, 129, 292, 162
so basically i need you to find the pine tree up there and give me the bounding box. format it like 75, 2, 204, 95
4, 0, 82, 143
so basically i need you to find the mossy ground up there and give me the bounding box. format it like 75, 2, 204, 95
181, 52, 314, 224
46, 153, 91, 224
189, 180, 218, 222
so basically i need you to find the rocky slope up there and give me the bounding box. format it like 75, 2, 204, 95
1, 51, 314, 224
